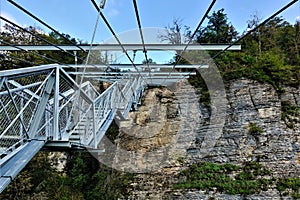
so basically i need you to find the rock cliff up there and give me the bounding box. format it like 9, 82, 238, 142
109, 78, 299, 199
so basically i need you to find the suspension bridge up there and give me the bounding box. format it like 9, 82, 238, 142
0, 0, 297, 193
0, 43, 241, 192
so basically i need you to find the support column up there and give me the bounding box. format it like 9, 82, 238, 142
92, 102, 97, 148
52, 66, 60, 140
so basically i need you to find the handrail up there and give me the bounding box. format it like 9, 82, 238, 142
0, 64, 58, 78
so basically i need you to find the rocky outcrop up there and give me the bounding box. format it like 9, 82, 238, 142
189, 79, 300, 177
109, 79, 299, 199
112, 82, 201, 174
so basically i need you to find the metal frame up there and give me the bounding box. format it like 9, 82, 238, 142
0, 63, 147, 192
0, 65, 146, 162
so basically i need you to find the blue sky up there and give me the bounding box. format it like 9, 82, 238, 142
0, 0, 299, 64
1, 0, 299, 43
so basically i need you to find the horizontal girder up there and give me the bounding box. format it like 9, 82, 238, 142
0, 44, 241, 51
64, 64, 209, 69
69, 72, 196, 76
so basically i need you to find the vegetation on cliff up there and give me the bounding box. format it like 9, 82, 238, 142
175, 162, 300, 198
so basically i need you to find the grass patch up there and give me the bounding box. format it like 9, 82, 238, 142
248, 123, 263, 135
281, 101, 300, 129
277, 178, 300, 198
174, 161, 300, 197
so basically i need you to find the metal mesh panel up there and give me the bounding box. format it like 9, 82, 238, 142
0, 70, 52, 153
58, 77, 74, 134
0, 65, 147, 152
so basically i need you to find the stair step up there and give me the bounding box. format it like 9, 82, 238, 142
69, 135, 81, 141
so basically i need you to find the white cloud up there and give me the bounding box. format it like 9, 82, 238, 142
106, 8, 119, 17
106, 0, 121, 7
0, 11, 20, 27
296, 16, 300, 22
103, 0, 124, 18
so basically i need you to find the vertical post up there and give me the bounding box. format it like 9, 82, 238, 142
74, 51, 77, 65
53, 66, 60, 140
112, 84, 116, 108
45, 105, 50, 139
92, 101, 97, 148
20, 94, 24, 137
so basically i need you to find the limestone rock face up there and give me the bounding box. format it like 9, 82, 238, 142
112, 82, 201, 173
189, 79, 300, 177
109, 79, 299, 199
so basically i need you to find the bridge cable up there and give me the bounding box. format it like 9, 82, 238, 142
0, 39, 66, 64
7, 0, 86, 52
132, 0, 153, 84
74, 0, 130, 118
211, 0, 299, 60
160, 0, 216, 85
0, 39, 95, 69
0, 53, 36, 66
0, 39, 97, 71
91, 0, 149, 85
75, 1, 128, 86
5, 0, 147, 83
0, 16, 105, 65
78, 0, 103, 89
0, 16, 81, 59
70, 0, 102, 127
0, 17, 120, 81
177, 0, 300, 81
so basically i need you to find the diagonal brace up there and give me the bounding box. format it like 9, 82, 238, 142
28, 75, 55, 139
3, 81, 29, 138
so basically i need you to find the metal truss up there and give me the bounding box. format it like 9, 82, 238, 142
0, 64, 146, 192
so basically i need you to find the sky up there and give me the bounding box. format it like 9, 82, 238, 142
0, 0, 299, 63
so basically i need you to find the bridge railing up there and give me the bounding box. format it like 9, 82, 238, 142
82, 75, 146, 148
0, 64, 147, 156
0, 65, 57, 155
0, 64, 147, 192
50, 67, 103, 148
47, 66, 146, 148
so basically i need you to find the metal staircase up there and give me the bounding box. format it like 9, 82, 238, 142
0, 63, 146, 192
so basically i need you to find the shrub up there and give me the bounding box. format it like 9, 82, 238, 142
248, 123, 263, 135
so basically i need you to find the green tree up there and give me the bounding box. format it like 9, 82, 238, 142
246, 12, 263, 57
0, 24, 86, 70
197, 8, 238, 44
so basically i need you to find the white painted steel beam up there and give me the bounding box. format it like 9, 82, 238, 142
64, 64, 208, 69
0, 44, 241, 51
0, 64, 57, 77
69, 72, 196, 76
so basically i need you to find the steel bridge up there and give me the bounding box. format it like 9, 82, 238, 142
0, 36, 242, 191
0, 0, 295, 193
0, 63, 152, 192
0, 58, 211, 192
0, 8, 295, 191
